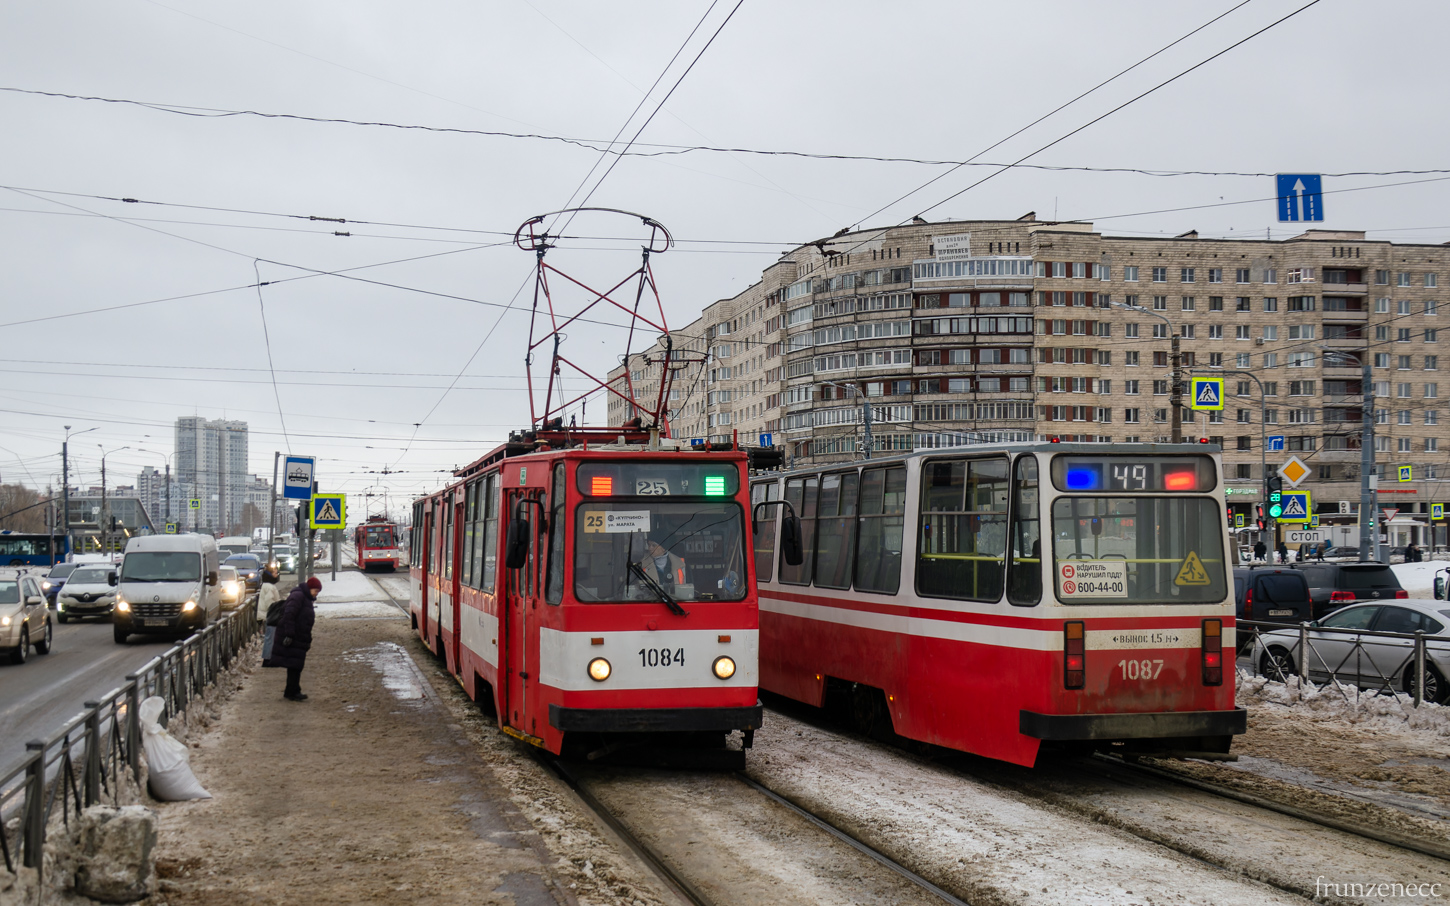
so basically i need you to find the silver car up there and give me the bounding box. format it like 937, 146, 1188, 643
1253, 599, 1450, 704
1, 571, 54, 664
55, 564, 118, 623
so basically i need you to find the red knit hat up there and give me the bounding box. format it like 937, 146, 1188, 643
306, 577, 322, 591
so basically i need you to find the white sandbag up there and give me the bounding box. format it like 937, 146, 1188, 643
138, 696, 211, 801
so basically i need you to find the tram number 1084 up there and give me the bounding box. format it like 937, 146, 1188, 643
639, 647, 686, 668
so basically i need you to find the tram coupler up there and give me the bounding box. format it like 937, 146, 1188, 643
743, 729, 754, 749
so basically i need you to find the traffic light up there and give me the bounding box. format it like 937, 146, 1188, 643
1255, 504, 1266, 531
1266, 475, 1284, 519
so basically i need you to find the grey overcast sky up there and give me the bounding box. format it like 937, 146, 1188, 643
2, 0, 1446, 518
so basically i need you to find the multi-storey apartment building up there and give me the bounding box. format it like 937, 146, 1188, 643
174, 417, 249, 532
610, 218, 1450, 548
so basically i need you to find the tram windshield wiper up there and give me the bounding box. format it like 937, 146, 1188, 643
628, 561, 689, 617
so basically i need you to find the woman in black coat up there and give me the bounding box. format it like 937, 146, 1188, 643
272, 576, 320, 701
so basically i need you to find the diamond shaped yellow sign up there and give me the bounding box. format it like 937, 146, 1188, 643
1278, 456, 1310, 488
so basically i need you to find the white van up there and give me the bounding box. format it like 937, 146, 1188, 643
218, 536, 253, 558
113, 534, 222, 644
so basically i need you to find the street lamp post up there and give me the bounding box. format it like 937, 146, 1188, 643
138, 449, 177, 526
62, 426, 99, 557
818, 379, 874, 459
97, 444, 130, 555
1111, 301, 1183, 443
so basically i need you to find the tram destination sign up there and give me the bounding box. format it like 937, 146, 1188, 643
1057, 561, 1127, 599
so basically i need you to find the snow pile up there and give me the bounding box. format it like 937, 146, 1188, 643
1238, 672, 1450, 738
1390, 560, 1449, 597
314, 571, 387, 602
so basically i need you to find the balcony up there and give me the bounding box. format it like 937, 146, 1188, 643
1320, 282, 1368, 295
1321, 304, 1368, 322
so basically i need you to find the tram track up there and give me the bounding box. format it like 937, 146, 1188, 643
537, 753, 972, 906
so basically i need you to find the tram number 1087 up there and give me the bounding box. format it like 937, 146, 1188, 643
639, 647, 686, 668
1118, 658, 1165, 681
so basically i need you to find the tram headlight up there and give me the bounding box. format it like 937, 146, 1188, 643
587, 657, 611, 682
712, 656, 736, 680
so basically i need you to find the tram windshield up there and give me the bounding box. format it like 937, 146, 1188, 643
1050, 497, 1227, 604
573, 501, 747, 603
364, 527, 395, 548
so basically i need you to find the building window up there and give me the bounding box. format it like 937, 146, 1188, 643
1399, 355, 1413, 370
1375, 353, 1391, 367
1376, 297, 1391, 313
1209, 295, 1224, 311
1237, 353, 1251, 367
1209, 325, 1223, 339
1152, 267, 1167, 282
1399, 328, 1413, 342
1125, 380, 1140, 394
1236, 325, 1251, 339
1399, 299, 1413, 315
1052, 262, 1066, 278
1288, 296, 1316, 312
1153, 295, 1168, 310
1263, 297, 1278, 312
1429, 438, 1440, 452
1236, 268, 1251, 284
1181, 325, 1196, 338
1428, 300, 1439, 315
1264, 326, 1279, 340
1181, 296, 1196, 311
1398, 272, 1413, 287
1207, 268, 1222, 283
1154, 353, 1169, 369
1400, 410, 1413, 425
1236, 409, 1251, 423
1427, 329, 1438, 342
1124, 266, 1139, 282
1427, 355, 1439, 370
1180, 268, 1195, 283
1264, 353, 1278, 368
1236, 296, 1252, 312
1427, 383, 1439, 398
1399, 437, 1413, 453
1125, 351, 1140, 366
1153, 380, 1169, 395
1376, 269, 1390, 285
1427, 411, 1440, 425
1124, 408, 1140, 423
1287, 267, 1314, 284
1264, 409, 1278, 424
1153, 323, 1168, 339
1428, 274, 1439, 288
1125, 323, 1139, 338
1264, 268, 1278, 284
1287, 324, 1312, 339
1235, 461, 1252, 475
1398, 382, 1413, 398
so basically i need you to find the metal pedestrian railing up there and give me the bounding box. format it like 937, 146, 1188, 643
1236, 617, 1446, 713
0, 606, 258, 887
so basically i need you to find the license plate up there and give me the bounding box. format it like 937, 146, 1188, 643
141, 618, 170, 627
1268, 609, 1295, 617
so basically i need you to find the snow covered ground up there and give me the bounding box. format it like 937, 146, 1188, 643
310, 569, 406, 619
1390, 559, 1450, 597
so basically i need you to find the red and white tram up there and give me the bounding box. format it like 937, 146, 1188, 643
751, 441, 1244, 767
409, 431, 763, 757
354, 516, 401, 572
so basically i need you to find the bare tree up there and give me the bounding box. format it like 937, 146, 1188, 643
0, 484, 50, 532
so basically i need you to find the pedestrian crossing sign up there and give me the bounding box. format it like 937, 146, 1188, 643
309, 493, 346, 529
188, 498, 200, 510
1434, 503, 1445, 521
164, 523, 178, 534
1189, 377, 1224, 410
1278, 490, 1312, 523
1234, 513, 1245, 528
1399, 465, 1413, 482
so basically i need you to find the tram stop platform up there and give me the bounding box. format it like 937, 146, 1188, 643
147, 592, 597, 906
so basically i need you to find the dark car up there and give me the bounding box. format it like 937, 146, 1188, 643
223, 554, 263, 592
1233, 567, 1313, 624
1290, 561, 1407, 619
41, 562, 78, 604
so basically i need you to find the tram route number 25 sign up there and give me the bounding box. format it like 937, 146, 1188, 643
1058, 561, 1127, 599
584, 509, 651, 533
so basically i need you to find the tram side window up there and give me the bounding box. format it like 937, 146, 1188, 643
917, 458, 1009, 602
442, 496, 454, 581
480, 476, 500, 593
779, 476, 819, 586
751, 481, 778, 583
1007, 456, 1042, 606
856, 466, 906, 594
546, 465, 566, 605
814, 471, 859, 590
467, 479, 483, 587
411, 503, 421, 567
462, 481, 477, 588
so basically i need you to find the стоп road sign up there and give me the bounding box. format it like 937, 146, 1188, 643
1286, 529, 1325, 545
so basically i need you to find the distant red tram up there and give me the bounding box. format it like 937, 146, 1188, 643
354, 516, 401, 572
410, 432, 763, 757
751, 441, 1245, 767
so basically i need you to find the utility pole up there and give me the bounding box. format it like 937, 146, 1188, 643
859, 386, 874, 459
267, 451, 279, 566
1359, 354, 1377, 562
164, 462, 171, 523
61, 429, 70, 559
100, 456, 108, 556
1170, 333, 1184, 444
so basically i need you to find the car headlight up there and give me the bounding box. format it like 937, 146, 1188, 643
116, 600, 130, 612
42, 580, 52, 591
1, 615, 10, 627
587, 658, 611, 682
712, 656, 737, 680
182, 600, 197, 613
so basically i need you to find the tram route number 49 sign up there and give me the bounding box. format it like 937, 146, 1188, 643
1058, 561, 1127, 599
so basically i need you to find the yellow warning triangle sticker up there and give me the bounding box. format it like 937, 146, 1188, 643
1174, 551, 1211, 586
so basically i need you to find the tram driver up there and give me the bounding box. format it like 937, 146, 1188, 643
635, 536, 688, 595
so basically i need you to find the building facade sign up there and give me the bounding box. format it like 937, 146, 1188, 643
933, 233, 972, 260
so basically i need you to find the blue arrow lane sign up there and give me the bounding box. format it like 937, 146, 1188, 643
1277, 174, 1324, 222
1190, 377, 1224, 410
1266, 435, 1286, 452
